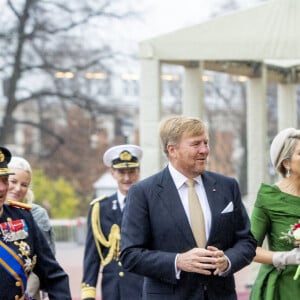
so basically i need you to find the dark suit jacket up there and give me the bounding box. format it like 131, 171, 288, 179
120, 167, 256, 300
82, 193, 143, 300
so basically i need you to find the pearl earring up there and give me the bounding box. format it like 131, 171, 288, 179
286, 168, 291, 178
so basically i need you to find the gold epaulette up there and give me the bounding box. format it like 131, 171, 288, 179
6, 200, 32, 210
90, 195, 107, 206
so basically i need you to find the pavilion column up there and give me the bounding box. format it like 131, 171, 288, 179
182, 62, 205, 119
277, 84, 297, 130
139, 58, 163, 179
247, 64, 268, 212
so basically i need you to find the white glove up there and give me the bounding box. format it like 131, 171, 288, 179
272, 248, 300, 269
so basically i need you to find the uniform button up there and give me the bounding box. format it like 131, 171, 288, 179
16, 281, 21, 286
119, 271, 124, 277
118, 261, 122, 267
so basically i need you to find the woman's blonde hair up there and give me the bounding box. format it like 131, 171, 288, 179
8, 156, 33, 204
8, 156, 32, 174
275, 132, 300, 177
24, 188, 34, 205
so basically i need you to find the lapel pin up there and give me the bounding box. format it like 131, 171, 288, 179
112, 200, 118, 210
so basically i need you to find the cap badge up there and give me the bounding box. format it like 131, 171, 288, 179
0, 150, 4, 163
119, 151, 132, 161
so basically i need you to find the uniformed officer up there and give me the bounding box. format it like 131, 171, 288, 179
0, 146, 72, 300
81, 144, 144, 300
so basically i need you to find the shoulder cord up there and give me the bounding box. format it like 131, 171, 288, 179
91, 202, 121, 266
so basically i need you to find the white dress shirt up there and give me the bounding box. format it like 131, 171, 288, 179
117, 190, 126, 211
168, 163, 212, 239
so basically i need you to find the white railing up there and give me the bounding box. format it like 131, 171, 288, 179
50, 217, 87, 244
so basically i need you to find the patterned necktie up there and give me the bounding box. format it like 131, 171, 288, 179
186, 179, 206, 248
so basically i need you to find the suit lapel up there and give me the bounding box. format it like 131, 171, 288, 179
202, 172, 225, 244
158, 168, 196, 246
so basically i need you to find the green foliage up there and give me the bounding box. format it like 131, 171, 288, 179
31, 169, 80, 219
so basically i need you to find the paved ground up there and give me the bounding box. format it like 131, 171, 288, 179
56, 242, 257, 300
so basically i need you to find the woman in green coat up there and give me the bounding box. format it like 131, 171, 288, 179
250, 128, 300, 300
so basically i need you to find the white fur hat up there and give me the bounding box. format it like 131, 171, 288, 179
270, 128, 297, 167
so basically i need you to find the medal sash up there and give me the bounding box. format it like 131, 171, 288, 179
0, 240, 27, 295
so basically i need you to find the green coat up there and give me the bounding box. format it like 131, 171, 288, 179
250, 183, 300, 300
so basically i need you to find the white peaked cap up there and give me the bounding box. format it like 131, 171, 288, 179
103, 144, 143, 169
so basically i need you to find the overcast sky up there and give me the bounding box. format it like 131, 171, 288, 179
139, 0, 264, 40
140, 0, 211, 40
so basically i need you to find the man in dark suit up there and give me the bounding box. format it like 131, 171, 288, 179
81, 144, 144, 300
120, 116, 256, 300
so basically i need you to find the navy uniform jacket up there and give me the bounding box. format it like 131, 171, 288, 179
82, 193, 143, 300
120, 168, 257, 300
0, 203, 71, 300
